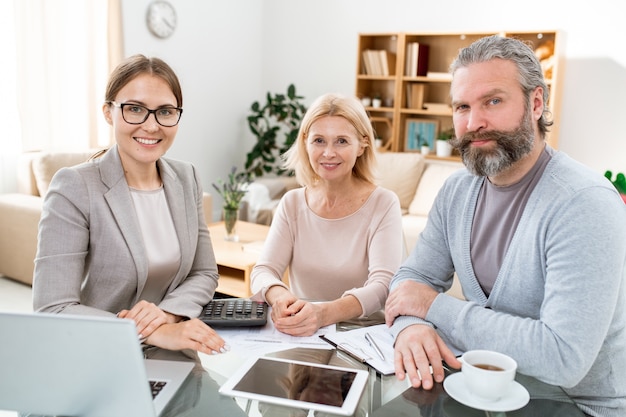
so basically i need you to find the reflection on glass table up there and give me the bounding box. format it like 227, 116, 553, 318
198, 313, 586, 417
204, 345, 585, 417
369, 368, 585, 417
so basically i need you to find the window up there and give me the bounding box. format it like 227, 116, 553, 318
0, 0, 122, 192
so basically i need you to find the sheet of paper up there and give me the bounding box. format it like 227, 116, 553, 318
216, 309, 335, 356
321, 324, 395, 375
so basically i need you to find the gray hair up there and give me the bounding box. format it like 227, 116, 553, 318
449, 35, 553, 136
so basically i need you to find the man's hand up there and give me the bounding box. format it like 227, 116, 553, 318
394, 324, 461, 389
385, 281, 439, 326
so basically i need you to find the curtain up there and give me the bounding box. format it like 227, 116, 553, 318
0, 0, 123, 193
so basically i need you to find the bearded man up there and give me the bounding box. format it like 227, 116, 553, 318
384, 35, 626, 417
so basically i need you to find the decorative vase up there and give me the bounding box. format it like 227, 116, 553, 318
223, 207, 239, 242
421, 145, 430, 155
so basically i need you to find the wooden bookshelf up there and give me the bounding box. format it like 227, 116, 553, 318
355, 31, 563, 157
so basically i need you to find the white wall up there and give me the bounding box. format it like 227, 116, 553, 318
122, 0, 626, 219
121, 0, 264, 220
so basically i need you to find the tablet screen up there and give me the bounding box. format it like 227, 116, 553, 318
219, 356, 369, 416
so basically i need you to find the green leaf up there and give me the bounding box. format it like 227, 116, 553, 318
211, 166, 252, 210
244, 84, 307, 177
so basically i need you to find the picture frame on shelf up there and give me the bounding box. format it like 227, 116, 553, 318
405, 118, 439, 152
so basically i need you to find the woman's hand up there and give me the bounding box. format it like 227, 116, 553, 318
144, 318, 229, 355
272, 300, 324, 337
270, 294, 303, 319
118, 300, 177, 339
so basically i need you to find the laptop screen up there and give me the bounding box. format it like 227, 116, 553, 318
0, 312, 192, 417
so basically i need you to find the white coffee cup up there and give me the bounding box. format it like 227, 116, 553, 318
460, 350, 517, 402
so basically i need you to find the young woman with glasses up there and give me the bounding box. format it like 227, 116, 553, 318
33, 54, 229, 357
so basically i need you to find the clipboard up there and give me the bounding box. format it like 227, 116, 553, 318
320, 324, 395, 375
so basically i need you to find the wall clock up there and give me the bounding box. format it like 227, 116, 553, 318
146, 1, 177, 39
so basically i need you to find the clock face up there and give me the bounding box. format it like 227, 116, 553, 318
146, 1, 177, 39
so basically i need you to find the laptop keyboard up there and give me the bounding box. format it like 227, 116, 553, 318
149, 380, 167, 398
200, 299, 268, 327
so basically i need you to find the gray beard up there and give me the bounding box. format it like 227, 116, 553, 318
450, 111, 535, 177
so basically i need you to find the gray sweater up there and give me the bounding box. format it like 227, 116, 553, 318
391, 150, 626, 417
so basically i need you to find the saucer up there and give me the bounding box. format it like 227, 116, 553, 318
443, 372, 530, 412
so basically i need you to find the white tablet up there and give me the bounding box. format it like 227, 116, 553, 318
219, 356, 369, 416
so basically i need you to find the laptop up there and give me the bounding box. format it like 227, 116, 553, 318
0, 311, 194, 417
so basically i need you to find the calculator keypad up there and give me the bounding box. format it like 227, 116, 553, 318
200, 299, 268, 327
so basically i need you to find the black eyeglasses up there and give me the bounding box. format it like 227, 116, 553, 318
109, 101, 183, 127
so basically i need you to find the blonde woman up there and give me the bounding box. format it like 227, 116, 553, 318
251, 93, 403, 336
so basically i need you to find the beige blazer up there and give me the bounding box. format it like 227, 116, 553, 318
33, 145, 218, 319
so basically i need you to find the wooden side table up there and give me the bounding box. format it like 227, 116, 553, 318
208, 221, 272, 298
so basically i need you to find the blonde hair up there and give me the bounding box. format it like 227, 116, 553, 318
282, 93, 377, 188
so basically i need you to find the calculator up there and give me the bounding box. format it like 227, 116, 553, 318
200, 299, 268, 327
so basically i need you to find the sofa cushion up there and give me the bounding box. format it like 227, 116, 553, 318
32, 151, 95, 196
408, 162, 463, 216
376, 152, 426, 209
402, 215, 429, 256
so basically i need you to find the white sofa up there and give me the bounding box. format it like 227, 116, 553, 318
375, 152, 464, 255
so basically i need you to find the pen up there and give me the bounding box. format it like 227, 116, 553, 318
364, 332, 385, 361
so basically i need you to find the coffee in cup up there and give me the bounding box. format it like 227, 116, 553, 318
460, 350, 517, 401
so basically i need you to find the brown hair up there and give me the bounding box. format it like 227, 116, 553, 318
104, 54, 183, 107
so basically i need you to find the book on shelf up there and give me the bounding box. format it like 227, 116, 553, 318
362, 50, 373, 75
423, 102, 452, 113
378, 50, 396, 76
405, 42, 429, 77
362, 49, 396, 76
426, 71, 453, 81
407, 83, 427, 109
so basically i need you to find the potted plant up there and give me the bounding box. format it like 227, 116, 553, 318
372, 93, 382, 108
419, 136, 431, 155
212, 167, 252, 241
604, 170, 626, 204
245, 84, 307, 177
436, 128, 455, 157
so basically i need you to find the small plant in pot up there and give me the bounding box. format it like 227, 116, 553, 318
372, 93, 382, 108
245, 84, 307, 177
436, 127, 455, 141
604, 170, 626, 204
212, 167, 252, 241
436, 128, 455, 157
419, 136, 431, 155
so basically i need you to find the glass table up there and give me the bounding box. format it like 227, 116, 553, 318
156, 330, 585, 417
4, 320, 586, 417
